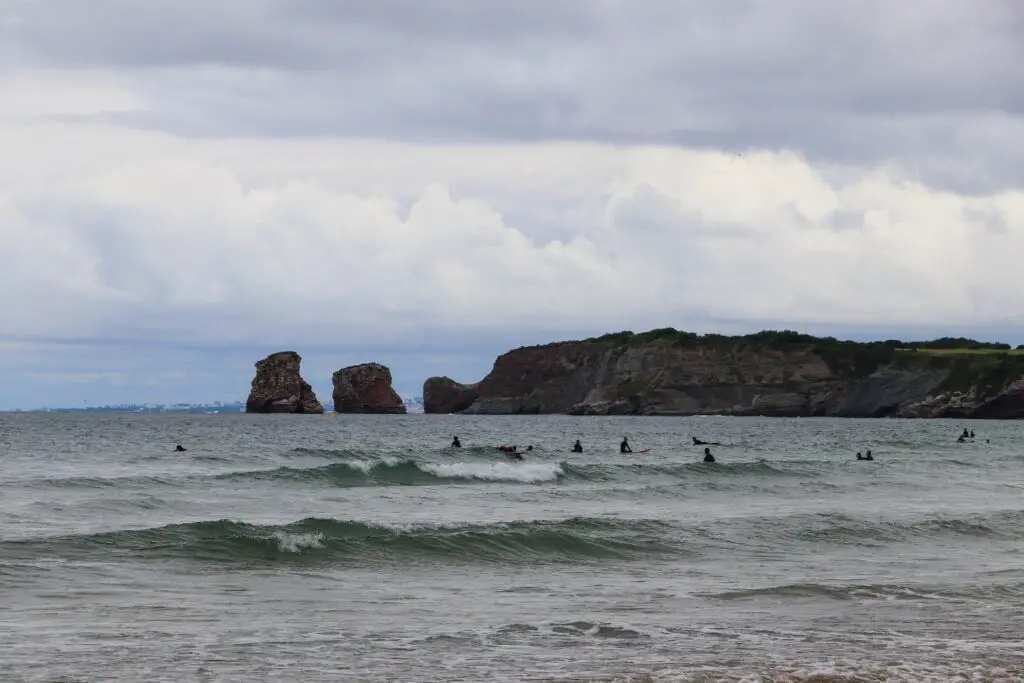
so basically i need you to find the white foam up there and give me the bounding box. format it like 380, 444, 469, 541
418, 461, 564, 483
272, 530, 324, 553
342, 456, 401, 474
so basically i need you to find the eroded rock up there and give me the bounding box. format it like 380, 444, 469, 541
423, 377, 480, 414
332, 363, 406, 414
245, 351, 324, 414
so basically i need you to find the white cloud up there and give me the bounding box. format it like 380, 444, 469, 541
2, 122, 1024, 356
2, 1, 1024, 406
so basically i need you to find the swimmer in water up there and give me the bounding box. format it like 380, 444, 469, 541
703, 447, 715, 463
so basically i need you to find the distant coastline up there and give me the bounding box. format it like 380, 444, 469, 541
9, 398, 426, 414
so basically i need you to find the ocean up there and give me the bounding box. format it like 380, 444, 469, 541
1, 413, 1022, 682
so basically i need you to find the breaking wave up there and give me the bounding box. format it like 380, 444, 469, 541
6, 509, 1023, 567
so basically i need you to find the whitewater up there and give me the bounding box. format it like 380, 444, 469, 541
2, 412, 1023, 682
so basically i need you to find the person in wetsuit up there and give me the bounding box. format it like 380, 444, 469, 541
174, 444, 186, 452
856, 452, 863, 460
451, 436, 461, 448
572, 440, 583, 453
703, 447, 715, 463
864, 450, 874, 461
620, 438, 632, 454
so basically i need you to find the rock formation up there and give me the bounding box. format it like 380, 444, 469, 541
423, 376, 480, 414
245, 351, 324, 414
422, 329, 1024, 418
332, 363, 407, 414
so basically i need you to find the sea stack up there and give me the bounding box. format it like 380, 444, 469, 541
245, 351, 324, 414
423, 376, 480, 414
332, 363, 407, 414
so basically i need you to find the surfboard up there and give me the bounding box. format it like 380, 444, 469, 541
636, 448, 651, 454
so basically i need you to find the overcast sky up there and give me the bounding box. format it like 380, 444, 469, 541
2, 0, 1024, 408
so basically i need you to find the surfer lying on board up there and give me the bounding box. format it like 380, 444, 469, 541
692, 436, 721, 446
497, 445, 531, 460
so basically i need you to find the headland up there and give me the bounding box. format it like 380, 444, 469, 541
423, 329, 1024, 418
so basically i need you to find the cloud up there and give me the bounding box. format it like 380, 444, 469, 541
3, 1, 1023, 191
3, 125, 1024, 350
2, 1, 1024, 407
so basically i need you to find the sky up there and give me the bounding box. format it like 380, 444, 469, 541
2, 0, 1024, 409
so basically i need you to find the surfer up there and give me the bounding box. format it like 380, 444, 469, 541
572, 439, 583, 453
498, 445, 523, 460
961, 428, 970, 439
865, 450, 874, 461
703, 447, 715, 463
174, 444, 186, 452
451, 436, 461, 448
620, 437, 632, 454
856, 452, 863, 460
692, 436, 721, 446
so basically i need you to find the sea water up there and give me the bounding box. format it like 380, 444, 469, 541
1, 413, 1022, 682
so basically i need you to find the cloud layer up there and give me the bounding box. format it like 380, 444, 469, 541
1, 1, 1023, 406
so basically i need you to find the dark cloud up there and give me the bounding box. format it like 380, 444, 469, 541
5, 0, 1023, 181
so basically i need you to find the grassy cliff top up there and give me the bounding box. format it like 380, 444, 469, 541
511, 328, 1024, 380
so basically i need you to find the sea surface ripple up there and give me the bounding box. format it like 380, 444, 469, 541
1, 413, 1023, 682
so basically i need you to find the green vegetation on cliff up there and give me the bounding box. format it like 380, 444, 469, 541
520, 327, 1022, 385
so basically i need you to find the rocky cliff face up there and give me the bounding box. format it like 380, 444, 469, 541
333, 363, 407, 414
423, 376, 479, 414
423, 331, 1024, 418
245, 351, 324, 414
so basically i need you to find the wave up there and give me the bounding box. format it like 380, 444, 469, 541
219, 458, 816, 488
1, 516, 688, 565
706, 578, 1024, 603
219, 459, 567, 485
7, 509, 1022, 567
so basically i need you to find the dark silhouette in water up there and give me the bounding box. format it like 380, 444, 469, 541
451, 436, 461, 448
856, 452, 863, 460
174, 444, 186, 452
957, 435, 966, 443
970, 430, 975, 438
865, 450, 874, 461
620, 438, 632, 454
572, 440, 583, 453
498, 445, 527, 459
703, 447, 715, 463
693, 436, 721, 446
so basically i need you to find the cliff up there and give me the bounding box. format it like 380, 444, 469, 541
333, 363, 407, 414
245, 351, 324, 414
423, 329, 1024, 418
423, 376, 480, 414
